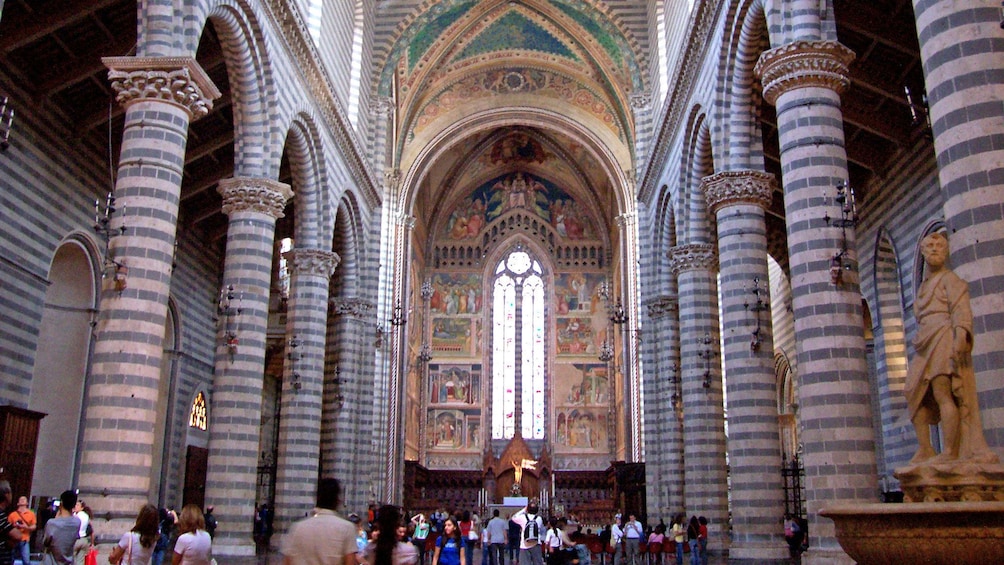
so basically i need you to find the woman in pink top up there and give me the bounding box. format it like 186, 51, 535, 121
172, 505, 213, 565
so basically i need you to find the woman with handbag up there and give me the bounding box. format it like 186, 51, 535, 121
171, 505, 212, 565
109, 505, 160, 565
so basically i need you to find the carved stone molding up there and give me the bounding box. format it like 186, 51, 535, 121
384, 169, 402, 192
646, 296, 679, 320
630, 91, 651, 110
103, 56, 221, 119
701, 170, 776, 215
372, 96, 395, 119
285, 248, 340, 278
331, 298, 375, 320
754, 40, 856, 105
218, 177, 293, 218
668, 243, 718, 275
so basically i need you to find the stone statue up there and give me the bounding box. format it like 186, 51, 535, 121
904, 232, 997, 465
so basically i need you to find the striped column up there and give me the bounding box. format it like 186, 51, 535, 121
755, 41, 878, 557
204, 177, 292, 557
667, 244, 729, 554
702, 171, 786, 561
273, 249, 339, 531
77, 57, 218, 538
326, 298, 377, 514
643, 295, 682, 520
913, 0, 1004, 447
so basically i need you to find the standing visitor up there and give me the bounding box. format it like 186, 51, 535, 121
608, 516, 623, 565
202, 507, 217, 539
485, 509, 508, 565
172, 505, 212, 565
431, 518, 466, 565
109, 504, 160, 565
9, 496, 37, 565
669, 515, 685, 565
281, 479, 357, 565
411, 514, 431, 565
510, 504, 543, 565
72, 499, 91, 565
621, 515, 642, 565
685, 518, 698, 565
42, 491, 81, 565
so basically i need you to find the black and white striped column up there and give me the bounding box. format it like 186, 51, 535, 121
702, 170, 786, 561
78, 56, 218, 536
912, 0, 1004, 446
668, 244, 729, 553
643, 295, 682, 520
756, 41, 878, 555
273, 248, 339, 531
204, 177, 292, 557
326, 298, 378, 514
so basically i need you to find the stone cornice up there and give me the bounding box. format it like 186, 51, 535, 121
330, 298, 375, 320
219, 177, 293, 218
754, 40, 855, 106
701, 170, 776, 215
285, 248, 340, 278
103, 56, 221, 119
646, 296, 678, 319
638, 0, 722, 203
261, 0, 379, 210
668, 243, 718, 275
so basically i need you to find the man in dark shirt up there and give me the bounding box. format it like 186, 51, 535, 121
0, 480, 17, 565
42, 491, 81, 565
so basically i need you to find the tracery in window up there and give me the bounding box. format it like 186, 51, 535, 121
189, 391, 208, 430
491, 249, 546, 439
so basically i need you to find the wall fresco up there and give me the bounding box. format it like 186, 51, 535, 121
427, 363, 483, 453
553, 363, 610, 452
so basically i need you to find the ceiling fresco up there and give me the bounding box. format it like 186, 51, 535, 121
381, 1, 642, 170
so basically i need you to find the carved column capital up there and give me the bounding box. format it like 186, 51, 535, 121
754, 40, 855, 105
372, 96, 395, 119
218, 177, 293, 218
668, 243, 718, 275
646, 296, 679, 319
384, 169, 402, 191
285, 248, 340, 278
630, 91, 651, 110
330, 298, 375, 320
103, 56, 222, 119
701, 170, 776, 215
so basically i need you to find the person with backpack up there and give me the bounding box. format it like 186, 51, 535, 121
510, 503, 544, 565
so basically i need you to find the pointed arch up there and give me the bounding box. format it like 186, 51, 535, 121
283, 112, 329, 249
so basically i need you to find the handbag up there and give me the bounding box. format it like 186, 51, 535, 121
85, 548, 98, 565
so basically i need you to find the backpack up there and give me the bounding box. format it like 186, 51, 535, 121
523, 516, 540, 543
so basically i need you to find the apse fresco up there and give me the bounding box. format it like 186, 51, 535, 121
553, 363, 609, 452
441, 172, 595, 241
429, 273, 482, 314
553, 273, 605, 316
429, 365, 480, 405
431, 317, 481, 356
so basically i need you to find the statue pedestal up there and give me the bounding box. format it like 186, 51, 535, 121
893, 459, 1004, 502
820, 501, 1004, 564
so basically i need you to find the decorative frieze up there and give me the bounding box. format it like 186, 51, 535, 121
630, 91, 652, 110
646, 296, 679, 320
701, 170, 776, 215
668, 244, 718, 275
331, 298, 375, 320
218, 177, 293, 218
103, 56, 221, 119
754, 40, 855, 105
285, 248, 340, 278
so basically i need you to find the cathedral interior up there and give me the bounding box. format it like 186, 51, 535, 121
1, 0, 1002, 563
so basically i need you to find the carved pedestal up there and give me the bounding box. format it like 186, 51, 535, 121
893, 460, 1004, 502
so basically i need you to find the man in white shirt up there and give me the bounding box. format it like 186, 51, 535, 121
622, 515, 643, 565
510, 503, 544, 565
282, 479, 358, 565
609, 516, 624, 565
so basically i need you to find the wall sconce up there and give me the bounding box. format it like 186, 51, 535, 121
421, 279, 434, 301
93, 191, 128, 291
390, 299, 407, 326
597, 280, 611, 302
824, 181, 858, 286
217, 284, 242, 358
903, 86, 931, 134
598, 340, 614, 362
287, 335, 302, 390
417, 343, 433, 364
374, 325, 386, 349
609, 299, 628, 325
0, 95, 13, 150
669, 362, 682, 419
744, 276, 767, 351
332, 365, 345, 409
698, 333, 715, 389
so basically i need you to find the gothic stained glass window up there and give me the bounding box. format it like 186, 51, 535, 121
492, 249, 546, 440
189, 391, 208, 430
